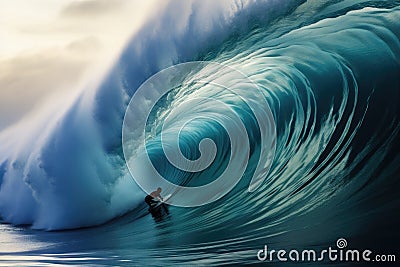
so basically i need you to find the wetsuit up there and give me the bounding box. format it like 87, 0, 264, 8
145, 195, 158, 208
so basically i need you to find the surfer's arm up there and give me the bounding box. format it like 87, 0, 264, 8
151, 192, 163, 201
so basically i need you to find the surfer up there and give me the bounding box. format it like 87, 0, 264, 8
145, 187, 163, 208
145, 187, 169, 221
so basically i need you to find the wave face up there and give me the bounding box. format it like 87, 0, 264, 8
1, 0, 400, 264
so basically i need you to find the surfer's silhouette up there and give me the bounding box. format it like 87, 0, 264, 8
145, 187, 169, 221
145, 187, 163, 207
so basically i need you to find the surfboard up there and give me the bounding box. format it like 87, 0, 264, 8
161, 194, 172, 203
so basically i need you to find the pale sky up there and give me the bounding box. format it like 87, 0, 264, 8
0, 0, 159, 130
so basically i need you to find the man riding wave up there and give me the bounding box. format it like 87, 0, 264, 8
145, 187, 163, 208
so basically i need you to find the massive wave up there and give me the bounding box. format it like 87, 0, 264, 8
0, 2, 399, 262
